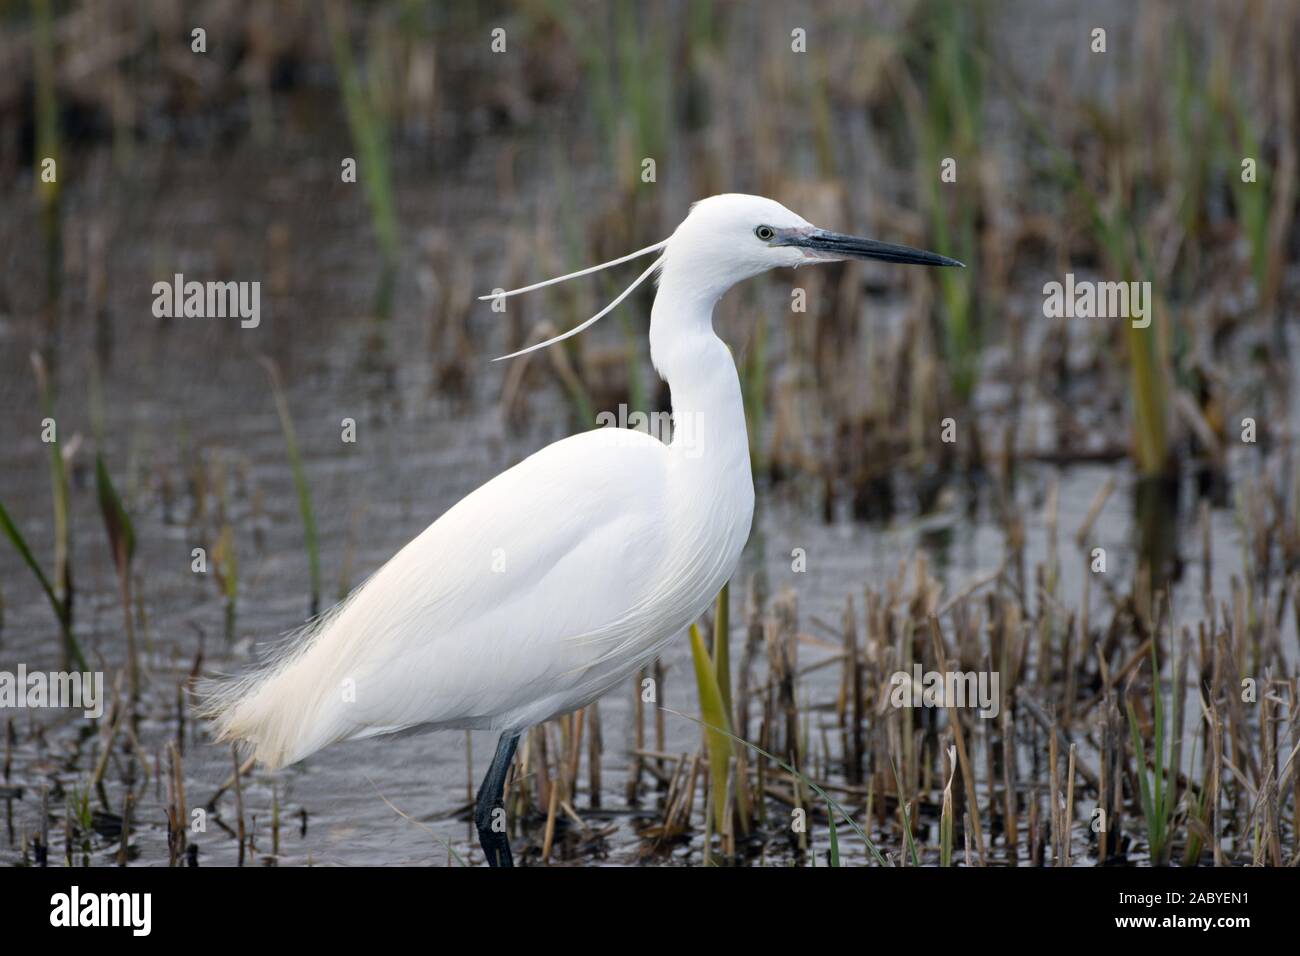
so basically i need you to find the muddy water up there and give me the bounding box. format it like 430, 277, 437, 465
0, 128, 1278, 866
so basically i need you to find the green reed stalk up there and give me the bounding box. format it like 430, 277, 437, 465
1125, 643, 1177, 864
689, 622, 732, 839
2, 354, 86, 670
33, 0, 61, 313
94, 453, 137, 698
259, 357, 321, 615
0, 501, 86, 672
324, 0, 399, 310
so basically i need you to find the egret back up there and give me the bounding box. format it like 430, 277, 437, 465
200, 427, 678, 767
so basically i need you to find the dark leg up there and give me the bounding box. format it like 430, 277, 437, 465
475, 731, 520, 867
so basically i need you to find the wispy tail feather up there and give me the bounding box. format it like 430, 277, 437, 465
196, 592, 360, 769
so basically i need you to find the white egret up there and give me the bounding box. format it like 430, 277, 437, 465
202, 193, 961, 866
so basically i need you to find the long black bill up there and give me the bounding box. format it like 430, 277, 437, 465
781, 227, 964, 268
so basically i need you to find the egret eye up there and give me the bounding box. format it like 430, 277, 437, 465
754, 225, 775, 241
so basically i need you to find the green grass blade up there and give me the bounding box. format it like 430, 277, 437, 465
888, 754, 921, 867
1125, 699, 1158, 858
95, 452, 137, 693
0, 498, 87, 672
94, 453, 135, 573
259, 356, 321, 615
323, 0, 398, 274
827, 807, 840, 867
0, 499, 60, 610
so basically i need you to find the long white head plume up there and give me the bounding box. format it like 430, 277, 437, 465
492, 255, 663, 361
482, 237, 668, 361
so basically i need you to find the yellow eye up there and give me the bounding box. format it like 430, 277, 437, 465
754, 225, 775, 241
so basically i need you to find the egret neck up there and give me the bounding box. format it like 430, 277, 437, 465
650, 263, 755, 607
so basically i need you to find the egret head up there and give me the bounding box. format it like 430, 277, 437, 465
484, 193, 961, 360
664, 193, 963, 297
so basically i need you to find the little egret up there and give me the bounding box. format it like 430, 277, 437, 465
203, 194, 961, 865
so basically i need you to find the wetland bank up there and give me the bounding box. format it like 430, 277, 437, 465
1, 0, 1299, 867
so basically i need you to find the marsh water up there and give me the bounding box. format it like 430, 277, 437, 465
1, 118, 1294, 865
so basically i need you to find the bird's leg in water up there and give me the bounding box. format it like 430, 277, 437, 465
475, 732, 520, 867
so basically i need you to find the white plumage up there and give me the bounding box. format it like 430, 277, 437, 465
202, 196, 797, 768
202, 194, 959, 801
